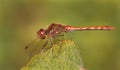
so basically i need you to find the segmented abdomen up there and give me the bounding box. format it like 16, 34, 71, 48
65, 26, 114, 31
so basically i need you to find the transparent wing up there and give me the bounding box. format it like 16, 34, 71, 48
25, 32, 69, 58
25, 37, 51, 58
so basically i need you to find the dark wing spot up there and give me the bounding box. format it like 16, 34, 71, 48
25, 46, 28, 50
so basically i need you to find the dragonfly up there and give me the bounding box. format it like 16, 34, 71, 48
25, 23, 114, 57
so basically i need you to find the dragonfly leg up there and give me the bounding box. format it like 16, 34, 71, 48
50, 37, 54, 47
58, 43, 62, 53
43, 37, 53, 50
41, 40, 48, 51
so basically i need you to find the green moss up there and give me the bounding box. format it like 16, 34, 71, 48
21, 40, 82, 70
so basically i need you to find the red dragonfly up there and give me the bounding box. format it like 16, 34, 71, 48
25, 23, 114, 57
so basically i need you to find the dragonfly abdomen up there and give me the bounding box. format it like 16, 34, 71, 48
65, 26, 114, 31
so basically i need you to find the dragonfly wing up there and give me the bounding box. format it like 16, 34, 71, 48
25, 34, 67, 58
25, 38, 50, 57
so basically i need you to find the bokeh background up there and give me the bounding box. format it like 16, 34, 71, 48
0, 0, 120, 70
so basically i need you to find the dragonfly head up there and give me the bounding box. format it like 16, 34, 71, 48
37, 29, 46, 39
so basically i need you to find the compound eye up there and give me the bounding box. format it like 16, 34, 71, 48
37, 29, 46, 39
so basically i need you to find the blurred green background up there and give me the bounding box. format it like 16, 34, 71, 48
0, 0, 120, 70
